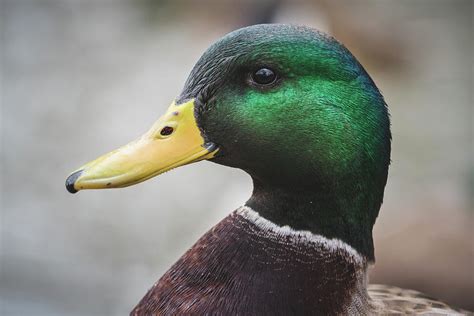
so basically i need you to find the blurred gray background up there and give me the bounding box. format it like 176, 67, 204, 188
1, 0, 473, 315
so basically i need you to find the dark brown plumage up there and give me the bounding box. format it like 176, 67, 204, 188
132, 208, 470, 315
131, 208, 371, 315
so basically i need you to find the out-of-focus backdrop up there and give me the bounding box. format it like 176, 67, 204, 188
1, 0, 472, 315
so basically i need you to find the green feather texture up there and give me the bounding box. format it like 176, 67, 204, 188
179, 24, 391, 260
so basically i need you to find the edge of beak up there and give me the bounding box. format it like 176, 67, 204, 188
65, 169, 83, 194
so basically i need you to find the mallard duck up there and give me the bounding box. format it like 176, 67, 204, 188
66, 24, 470, 315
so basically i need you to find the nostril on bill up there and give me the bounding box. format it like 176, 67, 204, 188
160, 126, 174, 136
65, 169, 84, 194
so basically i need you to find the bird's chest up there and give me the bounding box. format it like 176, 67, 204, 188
131, 211, 365, 315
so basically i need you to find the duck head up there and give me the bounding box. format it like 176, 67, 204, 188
66, 24, 391, 261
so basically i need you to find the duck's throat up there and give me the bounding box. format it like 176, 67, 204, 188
133, 206, 373, 315
246, 180, 377, 261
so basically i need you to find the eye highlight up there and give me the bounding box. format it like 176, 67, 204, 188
251, 67, 277, 86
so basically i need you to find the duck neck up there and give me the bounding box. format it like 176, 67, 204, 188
246, 178, 377, 262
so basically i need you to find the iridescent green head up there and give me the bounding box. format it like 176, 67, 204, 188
181, 24, 391, 260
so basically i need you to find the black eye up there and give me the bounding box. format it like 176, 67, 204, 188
251, 68, 277, 85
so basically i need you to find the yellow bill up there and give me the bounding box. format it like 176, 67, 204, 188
65, 99, 218, 193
